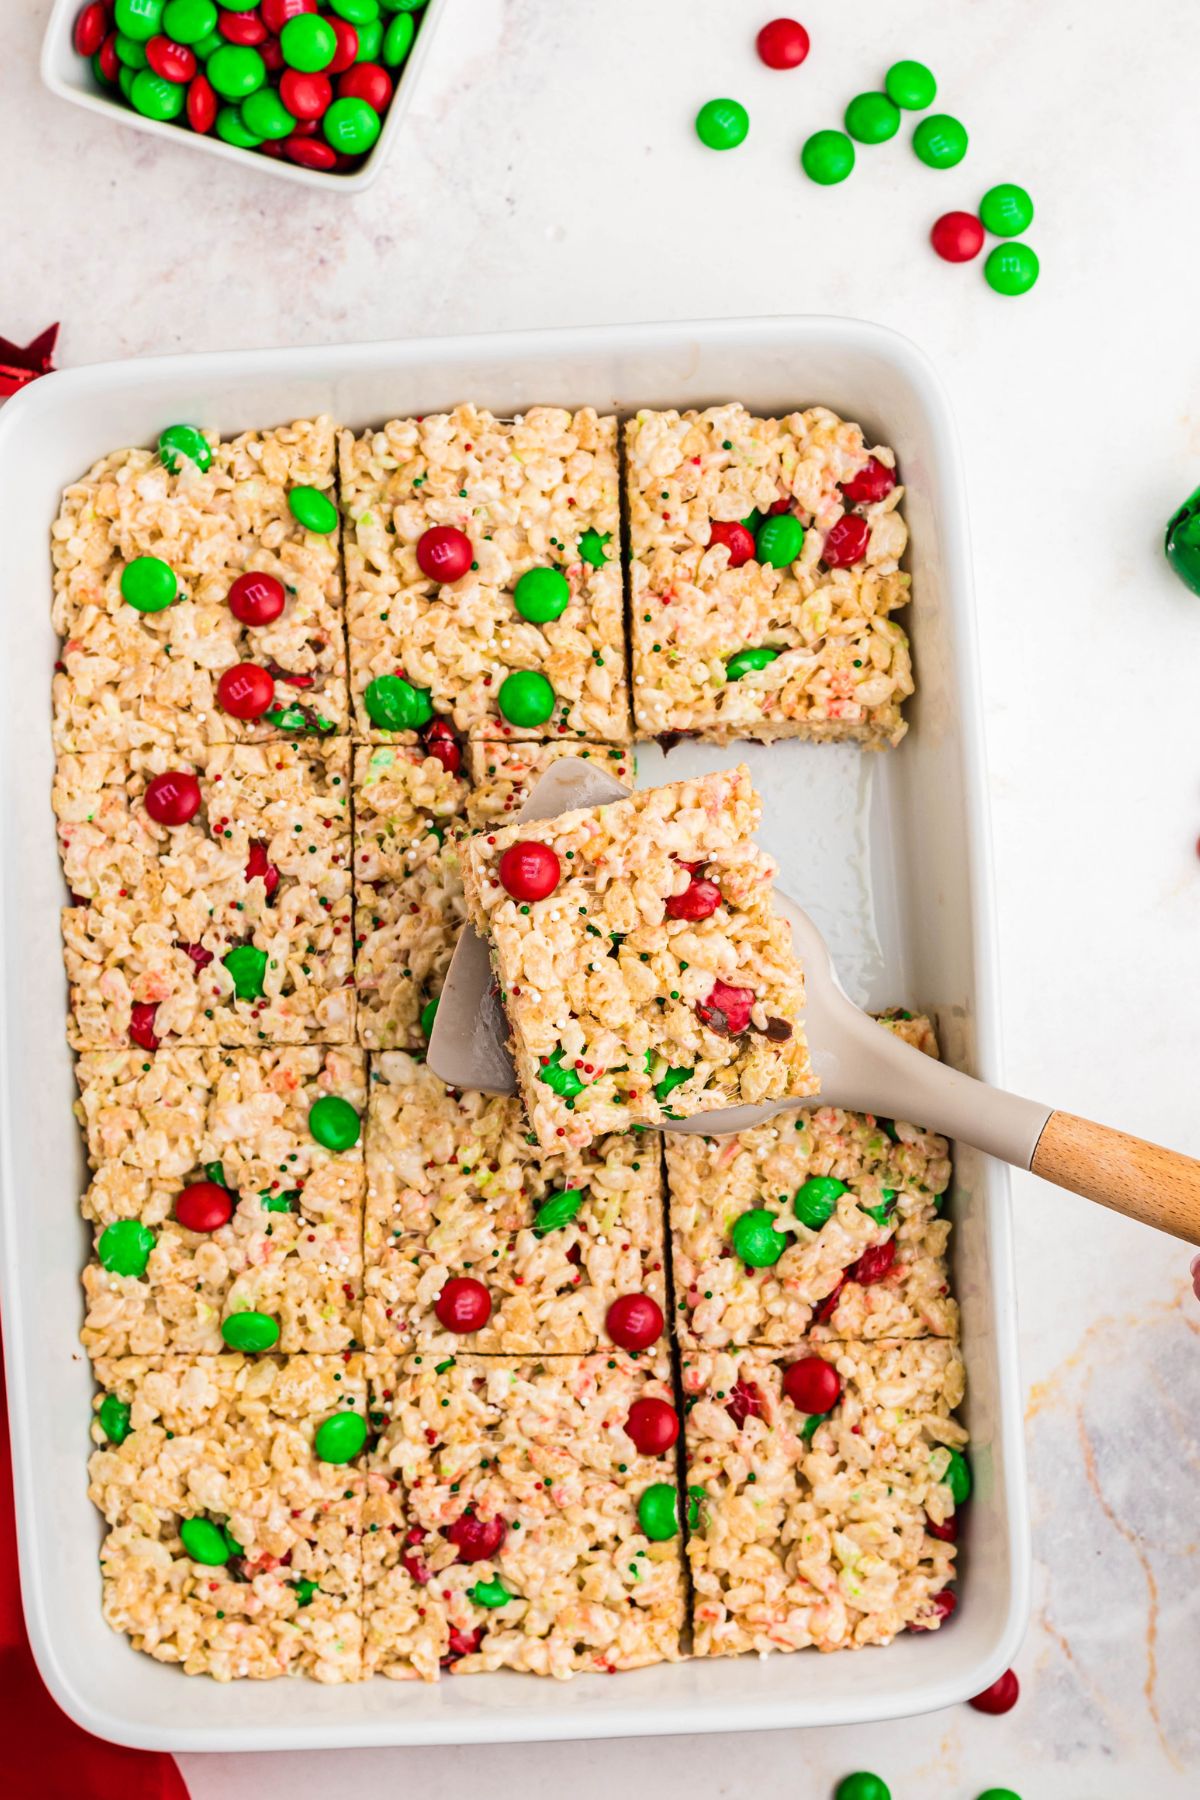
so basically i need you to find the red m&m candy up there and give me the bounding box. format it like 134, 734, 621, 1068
228, 570, 286, 625
339, 61, 392, 111
446, 1511, 506, 1562
931, 210, 985, 263
605, 1293, 664, 1351
217, 662, 275, 719
498, 840, 560, 902
280, 68, 331, 119
822, 513, 870, 567
846, 1237, 895, 1286
175, 1180, 234, 1233
245, 839, 280, 894
129, 1002, 160, 1051
421, 718, 461, 775
261, 0, 314, 31
782, 1354, 842, 1414
696, 979, 754, 1035
219, 8, 267, 46
756, 17, 809, 69
73, 3, 109, 57
708, 519, 756, 567
144, 770, 202, 826
326, 16, 358, 73
969, 1668, 1020, 1714
284, 134, 336, 168
925, 1509, 958, 1543
841, 456, 896, 505
416, 525, 473, 583
625, 1397, 679, 1455
146, 35, 196, 81
187, 73, 217, 133
666, 876, 721, 921
434, 1276, 491, 1334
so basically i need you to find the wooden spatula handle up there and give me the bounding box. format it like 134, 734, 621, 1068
1031, 1111, 1200, 1244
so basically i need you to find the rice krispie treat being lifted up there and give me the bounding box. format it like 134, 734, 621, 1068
52, 417, 346, 757
462, 765, 817, 1151
625, 404, 912, 744
56, 741, 353, 1048
466, 738, 636, 828
340, 405, 629, 743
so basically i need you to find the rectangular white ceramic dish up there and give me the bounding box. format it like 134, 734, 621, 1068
0, 317, 1030, 1750
41, 0, 447, 193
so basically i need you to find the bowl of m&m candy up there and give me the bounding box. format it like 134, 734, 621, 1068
42, 0, 443, 188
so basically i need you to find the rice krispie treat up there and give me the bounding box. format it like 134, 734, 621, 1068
667, 1014, 956, 1348
363, 1052, 665, 1352
461, 765, 817, 1151
88, 1353, 367, 1681
353, 745, 468, 1051
466, 739, 636, 828
340, 406, 630, 743
52, 418, 347, 757
77, 1047, 365, 1357
56, 740, 353, 1048
680, 1338, 966, 1657
363, 1351, 685, 1679
625, 404, 912, 744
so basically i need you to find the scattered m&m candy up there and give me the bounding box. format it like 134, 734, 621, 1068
931, 210, 985, 262
801, 128, 854, 185
885, 59, 936, 110
970, 1668, 1020, 1714
1164, 484, 1200, 595
913, 112, 968, 168
980, 182, 1034, 236
695, 98, 749, 151
985, 241, 1039, 296
835, 1777, 891, 1800
756, 18, 809, 70
845, 91, 900, 145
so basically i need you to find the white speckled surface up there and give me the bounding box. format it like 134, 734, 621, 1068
6, 0, 1200, 1793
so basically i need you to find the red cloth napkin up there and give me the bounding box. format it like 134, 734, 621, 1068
0, 1339, 191, 1800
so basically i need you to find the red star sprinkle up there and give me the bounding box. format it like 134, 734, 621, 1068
0, 323, 59, 398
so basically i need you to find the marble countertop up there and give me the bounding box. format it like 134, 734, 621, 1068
6, 0, 1200, 1793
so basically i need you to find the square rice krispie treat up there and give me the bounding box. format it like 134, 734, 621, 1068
625, 404, 912, 744
667, 1014, 956, 1349
77, 1047, 365, 1357
680, 1338, 966, 1657
466, 739, 636, 828
340, 406, 629, 743
52, 417, 347, 757
56, 740, 353, 1048
461, 765, 817, 1151
363, 1351, 685, 1679
353, 745, 468, 1051
88, 1353, 367, 1681
363, 1051, 666, 1353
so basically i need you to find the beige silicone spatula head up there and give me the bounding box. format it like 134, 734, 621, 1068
429, 762, 1200, 1246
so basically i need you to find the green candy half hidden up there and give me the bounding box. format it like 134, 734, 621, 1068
1165, 484, 1200, 595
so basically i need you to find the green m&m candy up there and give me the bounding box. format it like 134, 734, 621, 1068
98, 1220, 155, 1278
207, 44, 265, 101
725, 646, 779, 681
835, 1775, 891, 1800
241, 88, 297, 141
291, 1577, 319, 1606
223, 944, 267, 1002
162, 0, 217, 44
979, 182, 1034, 237
801, 129, 854, 185
281, 13, 338, 72
845, 92, 900, 145
221, 1310, 280, 1351
364, 674, 433, 730
975, 1792, 1022, 1800
332, 0, 380, 21
121, 555, 177, 613
497, 670, 555, 727
913, 113, 968, 169
288, 485, 338, 533
356, 17, 384, 60
885, 58, 936, 110
984, 242, 1039, 297
654, 1064, 692, 1102
131, 69, 183, 120
324, 97, 382, 154
384, 0, 428, 10
514, 566, 570, 623
943, 1447, 972, 1503
419, 996, 439, 1038
98, 1394, 132, 1444
215, 106, 263, 147
533, 1187, 584, 1236
695, 98, 749, 151
860, 1188, 897, 1227
537, 1047, 583, 1099
1165, 485, 1200, 595
730, 1207, 786, 1267
755, 512, 804, 567
382, 14, 415, 65
470, 1576, 512, 1609
114, 0, 163, 42
118, 64, 137, 99
193, 26, 224, 58
637, 1482, 679, 1541
115, 34, 149, 68
158, 423, 211, 474
577, 528, 610, 567
308, 1094, 361, 1151
794, 1175, 847, 1229
315, 1410, 367, 1463
180, 1516, 230, 1565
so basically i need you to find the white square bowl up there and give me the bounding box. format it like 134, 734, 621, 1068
0, 317, 1030, 1750
40, 0, 446, 193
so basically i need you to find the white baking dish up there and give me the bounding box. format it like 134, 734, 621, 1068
40, 0, 446, 193
0, 317, 1030, 1750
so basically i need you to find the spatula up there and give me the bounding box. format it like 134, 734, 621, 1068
429, 762, 1200, 1246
